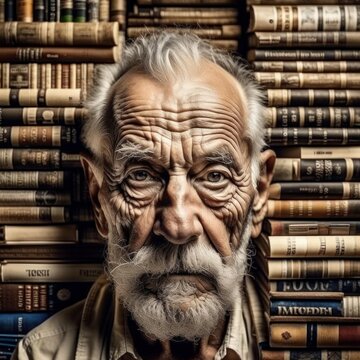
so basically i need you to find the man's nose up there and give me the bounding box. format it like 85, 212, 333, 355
153, 175, 203, 245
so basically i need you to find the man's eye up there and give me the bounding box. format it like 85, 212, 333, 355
129, 170, 151, 181
206, 172, 224, 183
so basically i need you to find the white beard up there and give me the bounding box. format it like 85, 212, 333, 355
106, 216, 252, 341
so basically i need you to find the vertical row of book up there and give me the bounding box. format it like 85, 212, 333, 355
0, 2, 125, 359
245, 1, 360, 359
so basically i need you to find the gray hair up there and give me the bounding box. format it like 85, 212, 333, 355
82, 31, 265, 184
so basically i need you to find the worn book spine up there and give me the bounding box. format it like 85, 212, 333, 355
0, 261, 103, 282
135, 7, 238, 18
16, 0, 33, 22
270, 279, 360, 293
267, 89, 360, 106
249, 6, 360, 32
0, 89, 83, 107
110, 0, 126, 28
261, 349, 360, 360
264, 107, 360, 128
270, 322, 360, 348
48, 0, 57, 21
0, 312, 50, 334
256, 73, 360, 89
266, 259, 360, 279
248, 32, 360, 49
269, 183, 360, 200
0, 126, 79, 148
87, 0, 99, 21
248, 49, 360, 61
248, 0, 360, 4
267, 199, 360, 218
264, 234, 360, 257
0, 283, 92, 312
0, 22, 119, 46
4, 0, 16, 21
73, 0, 86, 22
33, 0, 46, 21
274, 146, 360, 159
0, 190, 72, 206
60, 0, 73, 21
128, 17, 239, 26
0, 224, 78, 242
253, 61, 360, 72
137, 0, 240, 3
98, 0, 109, 21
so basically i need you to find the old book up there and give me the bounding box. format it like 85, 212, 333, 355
73, 0, 86, 22
267, 199, 360, 218
264, 107, 360, 128
16, 0, 33, 22
253, 61, 360, 73
263, 219, 360, 236
0, 190, 72, 206
274, 146, 360, 159
269, 322, 360, 348
110, 0, 126, 28
87, 0, 99, 21
0, 283, 92, 312
0, 149, 80, 170
127, 16, 238, 26
0, 171, 75, 189
0, 261, 103, 282
267, 89, 360, 106
255, 233, 360, 258
0, 107, 87, 126
0, 312, 50, 334
247, 49, 360, 61
33, 0, 45, 21
249, 6, 360, 32
0, 224, 77, 242
0, 89, 83, 107
60, 0, 73, 21
99, 0, 109, 21
273, 158, 360, 182
0, 22, 119, 46
248, 32, 360, 49
0, 126, 79, 148
47, 0, 57, 21
261, 349, 360, 360
137, 0, 237, 4
256, 73, 360, 89
269, 183, 360, 200
4, 0, 15, 21
266, 128, 360, 146
248, 0, 360, 3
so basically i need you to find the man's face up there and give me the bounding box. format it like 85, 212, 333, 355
97, 61, 257, 340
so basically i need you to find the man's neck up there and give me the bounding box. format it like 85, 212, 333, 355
128, 315, 229, 360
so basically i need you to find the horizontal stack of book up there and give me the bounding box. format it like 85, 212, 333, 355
246, 1, 360, 359
127, 0, 242, 51
0, 2, 126, 359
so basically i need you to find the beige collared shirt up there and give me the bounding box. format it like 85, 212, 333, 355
11, 274, 256, 360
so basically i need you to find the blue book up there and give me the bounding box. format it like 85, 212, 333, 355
0, 313, 50, 335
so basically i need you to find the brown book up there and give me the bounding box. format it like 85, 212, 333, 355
248, 0, 359, 3
266, 128, 360, 146
248, 49, 360, 61
110, 0, 126, 28
248, 32, 360, 49
252, 61, 360, 73
99, 0, 110, 21
0, 22, 120, 46
269, 183, 360, 200
261, 349, 360, 360
0, 283, 93, 312
269, 322, 360, 348
274, 147, 360, 159
249, 6, 360, 32
16, 0, 33, 22
137, 0, 237, 4
0, 190, 72, 206
256, 73, 360, 89
128, 17, 238, 26
267, 89, 360, 106
264, 107, 360, 128
255, 232, 360, 258
267, 199, 360, 218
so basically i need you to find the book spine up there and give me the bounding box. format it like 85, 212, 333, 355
4, 0, 16, 21
267, 200, 360, 218
248, 49, 360, 61
73, 0, 86, 22
253, 61, 360, 72
266, 128, 360, 146
110, 0, 125, 29
0, 207, 68, 224
270, 323, 360, 348
272, 279, 360, 293
60, 0, 73, 21
249, 32, 360, 49
267, 259, 360, 279
270, 299, 344, 317
0, 107, 86, 126
274, 158, 360, 182
48, 0, 57, 21
33, 0, 45, 21
267, 89, 360, 106
0, 283, 92, 312
265, 107, 360, 128
270, 183, 360, 200
265, 220, 360, 236
0, 312, 50, 334
87, 0, 99, 21
0, 190, 71, 206
0, 126, 79, 148
0, 262, 103, 282
16, 0, 33, 22
98, 0, 109, 21
261, 349, 360, 360
249, 6, 360, 32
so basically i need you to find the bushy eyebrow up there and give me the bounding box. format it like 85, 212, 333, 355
204, 147, 235, 167
115, 141, 156, 163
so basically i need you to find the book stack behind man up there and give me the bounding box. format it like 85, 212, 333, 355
0, 2, 126, 358
245, 1, 360, 359
127, 0, 242, 51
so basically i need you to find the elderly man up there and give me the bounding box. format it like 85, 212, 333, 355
12, 32, 275, 360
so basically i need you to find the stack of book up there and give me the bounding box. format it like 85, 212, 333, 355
0, 2, 126, 359
127, 0, 242, 51
246, 1, 360, 359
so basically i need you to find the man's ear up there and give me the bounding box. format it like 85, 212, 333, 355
251, 149, 276, 238
80, 153, 109, 239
